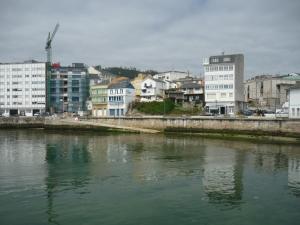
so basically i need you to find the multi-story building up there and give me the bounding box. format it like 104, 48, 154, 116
0, 61, 46, 116
245, 73, 300, 111
48, 63, 89, 113
203, 54, 244, 115
90, 81, 109, 117
179, 82, 204, 104
131, 73, 149, 101
107, 77, 135, 117
140, 78, 166, 102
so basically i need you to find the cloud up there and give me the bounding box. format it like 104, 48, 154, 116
0, 0, 299, 78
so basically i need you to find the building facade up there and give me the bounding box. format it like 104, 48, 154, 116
48, 63, 89, 113
107, 78, 135, 117
179, 82, 204, 104
203, 54, 244, 115
131, 73, 149, 101
245, 73, 300, 111
0, 61, 46, 116
289, 86, 300, 119
140, 78, 166, 102
153, 71, 189, 82
90, 81, 109, 117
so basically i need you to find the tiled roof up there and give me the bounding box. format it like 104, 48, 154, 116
108, 77, 134, 89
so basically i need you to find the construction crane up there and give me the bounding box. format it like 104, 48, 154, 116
45, 23, 59, 63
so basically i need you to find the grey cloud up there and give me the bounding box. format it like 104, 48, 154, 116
0, 0, 299, 78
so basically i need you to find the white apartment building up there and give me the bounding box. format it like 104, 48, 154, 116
107, 78, 135, 117
140, 78, 166, 102
0, 61, 46, 116
203, 54, 244, 115
289, 85, 300, 119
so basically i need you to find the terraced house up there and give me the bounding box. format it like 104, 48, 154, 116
107, 77, 135, 117
90, 81, 109, 117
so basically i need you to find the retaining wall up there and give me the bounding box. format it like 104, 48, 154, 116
84, 116, 300, 137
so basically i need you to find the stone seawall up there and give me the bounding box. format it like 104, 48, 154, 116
1, 116, 300, 138
0, 117, 45, 128
82, 116, 300, 137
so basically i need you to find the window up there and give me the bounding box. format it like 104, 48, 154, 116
223, 57, 231, 62
72, 80, 79, 85
297, 108, 300, 117
72, 87, 79, 93
211, 57, 219, 63
229, 93, 233, 97
72, 97, 79, 102
206, 93, 216, 99
221, 93, 226, 98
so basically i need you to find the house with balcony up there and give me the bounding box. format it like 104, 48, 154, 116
179, 82, 204, 104
90, 80, 109, 117
140, 78, 166, 102
107, 77, 135, 116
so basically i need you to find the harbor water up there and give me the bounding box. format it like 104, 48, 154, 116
0, 129, 299, 225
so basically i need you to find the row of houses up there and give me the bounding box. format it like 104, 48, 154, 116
1, 54, 300, 118
90, 73, 204, 117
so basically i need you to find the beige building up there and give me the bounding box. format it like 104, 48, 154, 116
131, 73, 151, 100
90, 81, 109, 117
244, 73, 300, 111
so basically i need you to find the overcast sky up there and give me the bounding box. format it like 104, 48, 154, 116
0, 0, 299, 78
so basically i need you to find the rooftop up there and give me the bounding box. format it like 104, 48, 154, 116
180, 83, 201, 89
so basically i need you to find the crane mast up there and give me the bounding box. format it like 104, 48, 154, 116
45, 23, 59, 63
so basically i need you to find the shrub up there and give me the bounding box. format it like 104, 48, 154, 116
135, 99, 175, 115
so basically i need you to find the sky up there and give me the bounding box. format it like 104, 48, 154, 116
0, 0, 299, 78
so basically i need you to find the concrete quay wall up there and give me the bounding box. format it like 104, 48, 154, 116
1, 116, 300, 137
0, 117, 45, 128
84, 117, 300, 137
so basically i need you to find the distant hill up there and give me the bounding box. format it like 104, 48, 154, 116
94, 65, 158, 79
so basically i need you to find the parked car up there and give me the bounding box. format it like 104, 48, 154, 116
243, 110, 254, 116
33, 112, 40, 116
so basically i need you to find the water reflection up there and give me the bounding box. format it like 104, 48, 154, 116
45, 134, 91, 225
288, 158, 300, 197
202, 146, 244, 207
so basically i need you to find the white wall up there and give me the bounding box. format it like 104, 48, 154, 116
153, 71, 188, 82
107, 88, 135, 116
289, 88, 300, 118
141, 78, 165, 99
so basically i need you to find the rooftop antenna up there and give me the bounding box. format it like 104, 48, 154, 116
45, 23, 60, 63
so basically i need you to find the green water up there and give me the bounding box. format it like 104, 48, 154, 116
0, 130, 299, 225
